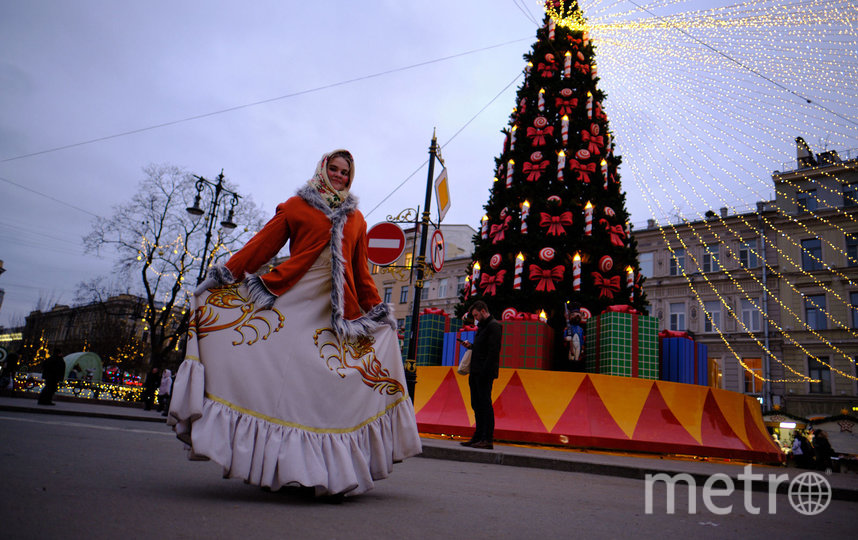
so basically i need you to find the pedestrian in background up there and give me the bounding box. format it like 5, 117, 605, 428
142, 367, 160, 411
157, 368, 172, 416
813, 429, 835, 474
460, 300, 503, 450
0, 351, 19, 392
37, 350, 65, 406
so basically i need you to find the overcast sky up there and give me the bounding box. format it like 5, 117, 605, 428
1, 0, 855, 327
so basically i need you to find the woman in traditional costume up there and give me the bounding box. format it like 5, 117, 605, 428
168, 149, 422, 497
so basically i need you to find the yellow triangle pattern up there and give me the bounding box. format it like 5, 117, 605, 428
518, 371, 585, 432
413, 366, 448, 414
455, 369, 475, 426
656, 380, 707, 443
590, 373, 654, 439
711, 387, 751, 448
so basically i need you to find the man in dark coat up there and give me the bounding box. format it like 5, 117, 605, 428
37, 350, 65, 405
460, 301, 503, 450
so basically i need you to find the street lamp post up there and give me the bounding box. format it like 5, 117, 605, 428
186, 170, 241, 285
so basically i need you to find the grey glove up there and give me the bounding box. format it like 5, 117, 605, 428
193, 276, 219, 296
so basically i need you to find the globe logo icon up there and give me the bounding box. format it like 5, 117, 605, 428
788, 472, 832, 516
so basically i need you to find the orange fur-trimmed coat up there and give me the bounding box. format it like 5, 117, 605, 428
209, 184, 394, 338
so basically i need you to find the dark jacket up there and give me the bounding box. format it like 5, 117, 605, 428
470, 316, 503, 379
41, 355, 65, 384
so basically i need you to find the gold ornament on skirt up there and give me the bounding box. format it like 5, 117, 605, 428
314, 328, 405, 397
191, 284, 285, 346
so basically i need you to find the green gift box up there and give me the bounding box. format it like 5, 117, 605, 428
584, 307, 658, 379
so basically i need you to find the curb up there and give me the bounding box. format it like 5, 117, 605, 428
419, 444, 858, 502
0, 403, 167, 424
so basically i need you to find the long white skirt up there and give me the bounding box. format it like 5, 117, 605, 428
168, 253, 422, 496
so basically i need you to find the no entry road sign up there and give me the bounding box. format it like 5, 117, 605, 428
366, 222, 406, 266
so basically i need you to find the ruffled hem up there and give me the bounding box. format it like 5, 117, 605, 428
168, 359, 422, 496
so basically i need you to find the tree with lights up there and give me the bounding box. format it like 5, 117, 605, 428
83, 164, 265, 371
461, 1, 647, 359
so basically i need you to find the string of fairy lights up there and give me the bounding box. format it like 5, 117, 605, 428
546, 0, 858, 384
607, 39, 858, 381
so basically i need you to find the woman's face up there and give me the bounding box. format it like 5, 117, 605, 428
327, 156, 351, 191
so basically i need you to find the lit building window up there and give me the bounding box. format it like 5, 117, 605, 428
743, 358, 763, 394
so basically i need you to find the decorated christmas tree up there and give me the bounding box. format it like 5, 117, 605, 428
461, 0, 648, 340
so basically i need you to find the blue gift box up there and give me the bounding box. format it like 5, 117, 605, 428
441, 330, 475, 367
660, 336, 708, 386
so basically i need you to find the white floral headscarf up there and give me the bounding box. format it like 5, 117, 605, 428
308, 149, 354, 208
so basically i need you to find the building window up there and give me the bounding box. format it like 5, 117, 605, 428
843, 183, 857, 208
702, 245, 720, 273
669, 302, 686, 331
849, 292, 858, 328
383, 287, 392, 304
438, 278, 448, 298
801, 238, 823, 271
741, 298, 760, 332
847, 234, 858, 267
743, 358, 763, 394
421, 286, 429, 301
669, 249, 685, 276
404, 253, 413, 269
808, 357, 832, 394
371, 264, 380, 274
639, 252, 654, 278
805, 294, 827, 330
399, 286, 409, 304
457, 276, 466, 296
738, 238, 759, 269
703, 300, 722, 333
796, 189, 818, 213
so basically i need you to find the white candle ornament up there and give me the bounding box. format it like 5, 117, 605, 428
564, 51, 571, 78
538, 89, 545, 112
584, 201, 593, 236
506, 159, 515, 187
557, 151, 565, 182
514, 253, 524, 290
562, 115, 569, 146
573, 252, 581, 291
521, 200, 530, 234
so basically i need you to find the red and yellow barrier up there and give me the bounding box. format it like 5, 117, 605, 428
414, 367, 783, 462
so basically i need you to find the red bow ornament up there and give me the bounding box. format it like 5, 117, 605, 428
594, 102, 607, 121
539, 211, 573, 236
575, 62, 590, 74
591, 272, 621, 299
522, 160, 549, 182
526, 126, 554, 147
555, 97, 578, 116
569, 159, 596, 183
537, 62, 556, 78
529, 264, 565, 292
581, 130, 604, 156
600, 219, 626, 247
479, 270, 506, 296
490, 215, 512, 244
